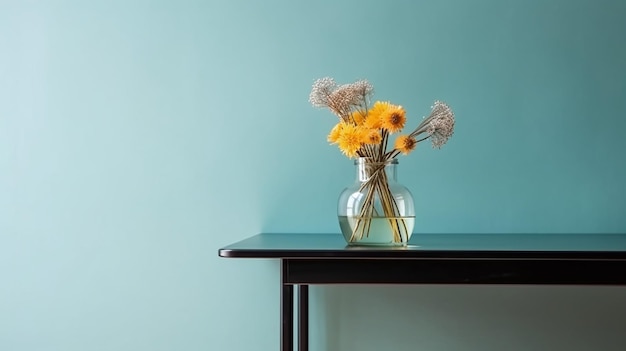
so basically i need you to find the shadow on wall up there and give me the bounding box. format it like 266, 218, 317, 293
317, 285, 626, 351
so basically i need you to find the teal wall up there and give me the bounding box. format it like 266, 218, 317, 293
1, 0, 625, 350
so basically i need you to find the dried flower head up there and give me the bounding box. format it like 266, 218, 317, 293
394, 135, 417, 155
364, 101, 390, 129
337, 124, 365, 158
426, 101, 455, 149
309, 77, 337, 108
380, 104, 406, 133
331, 80, 373, 108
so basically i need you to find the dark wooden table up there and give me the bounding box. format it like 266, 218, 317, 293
218, 233, 626, 351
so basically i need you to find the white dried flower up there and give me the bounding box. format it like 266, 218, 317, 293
309, 77, 337, 108
347, 79, 374, 102
330, 80, 372, 109
426, 101, 455, 149
309, 77, 373, 121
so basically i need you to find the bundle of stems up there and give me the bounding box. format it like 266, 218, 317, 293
349, 156, 410, 243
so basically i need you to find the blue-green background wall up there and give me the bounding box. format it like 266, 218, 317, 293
1, 0, 625, 350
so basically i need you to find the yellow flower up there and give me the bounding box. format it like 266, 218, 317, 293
364, 101, 391, 129
381, 104, 406, 133
327, 123, 344, 144
363, 128, 382, 145
394, 134, 417, 155
337, 124, 365, 158
350, 110, 367, 125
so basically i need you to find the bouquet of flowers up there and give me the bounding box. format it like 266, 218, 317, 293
309, 77, 455, 244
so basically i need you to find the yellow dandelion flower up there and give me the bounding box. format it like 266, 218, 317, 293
350, 110, 367, 125
364, 101, 391, 129
327, 123, 344, 144
394, 135, 417, 155
364, 128, 382, 145
337, 124, 365, 158
381, 104, 406, 133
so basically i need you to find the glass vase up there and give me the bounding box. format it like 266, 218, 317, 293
338, 157, 415, 246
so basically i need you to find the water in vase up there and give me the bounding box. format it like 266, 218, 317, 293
338, 216, 415, 246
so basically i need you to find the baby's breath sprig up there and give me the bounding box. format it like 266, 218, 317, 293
309, 77, 373, 123
409, 100, 455, 149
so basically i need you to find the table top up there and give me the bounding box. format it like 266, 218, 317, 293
218, 233, 626, 260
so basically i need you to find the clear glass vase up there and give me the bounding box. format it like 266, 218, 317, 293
338, 157, 415, 246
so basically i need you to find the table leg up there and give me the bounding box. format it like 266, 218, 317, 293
298, 285, 309, 351
281, 261, 293, 351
